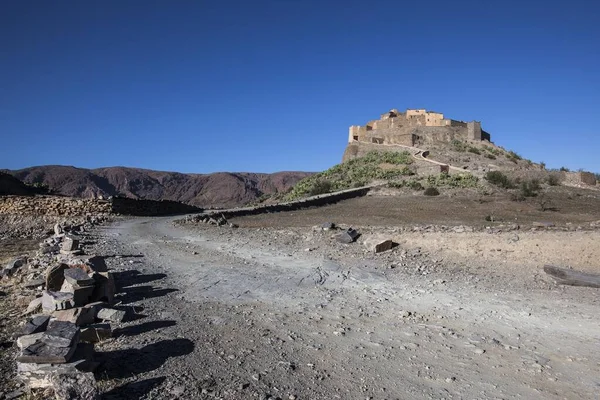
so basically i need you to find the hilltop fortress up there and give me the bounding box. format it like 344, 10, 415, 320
343, 108, 491, 161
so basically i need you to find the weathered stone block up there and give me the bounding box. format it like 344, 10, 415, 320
60, 280, 94, 306
96, 307, 126, 322
17, 341, 77, 364
363, 236, 396, 253
321, 222, 335, 231
42, 321, 79, 348
42, 291, 74, 312
26, 297, 43, 314
63, 268, 94, 287
336, 228, 359, 244
22, 315, 50, 336
61, 237, 80, 252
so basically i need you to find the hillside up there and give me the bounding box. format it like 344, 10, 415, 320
3, 166, 312, 207
0, 172, 37, 196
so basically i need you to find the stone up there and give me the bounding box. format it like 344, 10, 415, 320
22, 315, 50, 335
23, 278, 45, 289
50, 372, 98, 400
80, 324, 112, 343
42, 291, 74, 312
53, 307, 95, 326
64, 268, 94, 286
26, 297, 43, 314
54, 223, 64, 236
17, 341, 77, 364
90, 272, 115, 303
335, 228, 359, 244
17, 332, 44, 350
4, 257, 27, 277
61, 237, 80, 252
42, 321, 80, 348
321, 222, 336, 231
83, 301, 108, 318
17, 344, 97, 388
46, 264, 69, 291
96, 307, 126, 322
60, 279, 95, 306
533, 221, 555, 228
363, 237, 396, 253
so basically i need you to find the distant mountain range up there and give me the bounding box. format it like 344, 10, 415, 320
2, 166, 312, 207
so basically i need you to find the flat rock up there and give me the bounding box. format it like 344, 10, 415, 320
26, 297, 43, 314
64, 268, 94, 286
363, 236, 396, 253
533, 221, 555, 228
321, 222, 336, 231
22, 315, 50, 335
42, 290, 74, 312
60, 280, 95, 306
23, 278, 45, 289
17, 332, 44, 350
17, 341, 77, 364
42, 321, 80, 348
96, 307, 126, 322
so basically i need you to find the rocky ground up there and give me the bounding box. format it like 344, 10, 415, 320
2, 192, 600, 399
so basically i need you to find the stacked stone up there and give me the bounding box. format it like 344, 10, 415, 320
0, 195, 111, 216
3, 218, 123, 399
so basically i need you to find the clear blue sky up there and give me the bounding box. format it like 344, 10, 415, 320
1, 0, 598, 173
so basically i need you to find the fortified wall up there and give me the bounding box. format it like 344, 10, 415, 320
348, 109, 491, 148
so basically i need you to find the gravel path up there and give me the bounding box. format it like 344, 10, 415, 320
89, 217, 600, 399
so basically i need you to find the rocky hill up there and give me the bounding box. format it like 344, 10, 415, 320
3, 166, 312, 207
0, 172, 37, 196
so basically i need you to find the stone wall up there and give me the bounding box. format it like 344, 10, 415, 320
0, 196, 111, 216
0, 195, 203, 217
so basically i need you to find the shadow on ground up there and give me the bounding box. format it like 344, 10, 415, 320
102, 376, 166, 399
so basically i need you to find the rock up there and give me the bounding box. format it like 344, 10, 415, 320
83, 301, 108, 318
17, 332, 44, 350
63, 268, 94, 287
53, 307, 95, 326
4, 390, 25, 400
96, 307, 126, 322
26, 297, 43, 314
42, 321, 80, 348
22, 315, 50, 335
89, 272, 115, 303
17, 341, 77, 364
61, 237, 80, 252
79, 324, 112, 343
363, 236, 396, 253
50, 372, 98, 400
533, 221, 555, 228
17, 344, 97, 388
42, 290, 75, 312
54, 223, 64, 236
74, 256, 108, 274
321, 222, 336, 231
45, 264, 69, 291
335, 228, 359, 244
4, 257, 27, 277
60, 280, 95, 307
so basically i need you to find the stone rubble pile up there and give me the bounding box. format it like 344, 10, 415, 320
1, 218, 121, 400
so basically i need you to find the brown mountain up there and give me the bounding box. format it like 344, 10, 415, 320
4, 166, 312, 207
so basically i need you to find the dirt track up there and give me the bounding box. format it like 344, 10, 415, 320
87, 213, 600, 399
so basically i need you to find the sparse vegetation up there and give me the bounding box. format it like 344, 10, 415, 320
451, 139, 467, 152
560, 166, 570, 172
467, 146, 481, 155
426, 173, 479, 188
506, 151, 523, 163
546, 173, 561, 186
485, 171, 513, 189
285, 151, 414, 200
388, 179, 423, 190
485, 154, 496, 160
424, 187, 440, 196
483, 145, 502, 156
540, 162, 546, 170
518, 179, 541, 198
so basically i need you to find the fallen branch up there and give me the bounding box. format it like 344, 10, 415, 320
543, 265, 600, 289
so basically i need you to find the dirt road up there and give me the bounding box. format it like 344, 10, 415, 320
93, 217, 600, 399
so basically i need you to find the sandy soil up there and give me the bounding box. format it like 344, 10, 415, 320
79, 211, 600, 399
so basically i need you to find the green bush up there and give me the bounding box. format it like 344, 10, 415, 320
307, 179, 333, 196
560, 166, 570, 172
485, 154, 496, 160
485, 171, 513, 189
424, 187, 440, 196
519, 179, 541, 197
452, 139, 467, 152
507, 151, 522, 160
388, 179, 424, 190
468, 147, 481, 155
